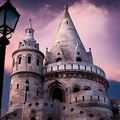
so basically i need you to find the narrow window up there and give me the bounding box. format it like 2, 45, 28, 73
90, 95, 92, 101
17, 84, 19, 89
28, 56, 31, 63
75, 97, 77, 103
83, 96, 84, 101
37, 58, 39, 66
78, 65, 80, 70
37, 91, 39, 96
19, 57, 21, 64
98, 96, 100, 101
70, 99, 71, 104
104, 97, 106, 103
66, 21, 68, 25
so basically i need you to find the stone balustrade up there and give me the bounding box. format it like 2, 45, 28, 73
43, 63, 106, 78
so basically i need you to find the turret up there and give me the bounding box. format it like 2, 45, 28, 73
7, 20, 44, 113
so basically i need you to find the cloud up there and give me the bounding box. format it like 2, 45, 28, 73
2, 1, 120, 82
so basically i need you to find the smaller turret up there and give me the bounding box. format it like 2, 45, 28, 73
24, 19, 34, 41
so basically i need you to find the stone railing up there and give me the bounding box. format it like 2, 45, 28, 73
43, 63, 106, 78
66, 90, 111, 107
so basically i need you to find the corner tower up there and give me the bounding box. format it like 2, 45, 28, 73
7, 19, 44, 113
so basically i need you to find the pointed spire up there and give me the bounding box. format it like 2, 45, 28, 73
24, 19, 34, 41
50, 5, 90, 63
27, 19, 32, 29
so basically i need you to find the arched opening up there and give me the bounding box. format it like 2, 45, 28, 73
30, 117, 36, 120
73, 87, 80, 93
99, 89, 103, 92
84, 86, 91, 91
47, 117, 53, 120
56, 58, 62, 62
52, 88, 63, 102
37, 58, 39, 66
18, 56, 22, 64
28, 56, 31, 63
76, 57, 82, 62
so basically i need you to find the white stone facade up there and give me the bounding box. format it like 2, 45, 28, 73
1, 5, 120, 120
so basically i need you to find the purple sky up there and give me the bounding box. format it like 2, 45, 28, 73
0, 0, 120, 116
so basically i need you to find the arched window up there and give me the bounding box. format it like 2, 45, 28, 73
37, 58, 39, 66
19, 56, 22, 64
47, 117, 53, 120
73, 86, 80, 93
52, 88, 63, 102
28, 56, 31, 63
56, 58, 62, 62
84, 86, 91, 91
76, 57, 82, 62
99, 89, 103, 92
30, 117, 36, 120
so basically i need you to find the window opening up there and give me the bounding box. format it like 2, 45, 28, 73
90, 95, 92, 101
17, 84, 19, 89
98, 96, 100, 101
37, 58, 39, 66
78, 65, 80, 69
75, 97, 77, 103
76, 57, 82, 62
66, 21, 68, 25
73, 87, 80, 93
37, 91, 39, 96
28, 56, 31, 63
19, 57, 22, 64
52, 88, 63, 102
56, 58, 62, 62
83, 96, 84, 101
84, 87, 91, 91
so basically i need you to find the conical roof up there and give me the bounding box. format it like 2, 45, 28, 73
49, 5, 90, 63
24, 19, 34, 41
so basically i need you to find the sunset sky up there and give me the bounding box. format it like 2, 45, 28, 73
0, 0, 120, 116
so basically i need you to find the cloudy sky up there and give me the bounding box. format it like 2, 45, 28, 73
0, 0, 120, 116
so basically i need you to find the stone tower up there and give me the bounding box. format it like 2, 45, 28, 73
1, 5, 120, 120
7, 19, 44, 113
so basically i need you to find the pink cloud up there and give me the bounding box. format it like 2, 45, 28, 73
4, 1, 120, 82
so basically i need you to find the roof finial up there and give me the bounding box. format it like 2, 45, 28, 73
64, 5, 68, 10
27, 19, 32, 29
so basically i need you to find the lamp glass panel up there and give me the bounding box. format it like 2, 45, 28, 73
6, 8, 18, 30
0, 9, 5, 27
